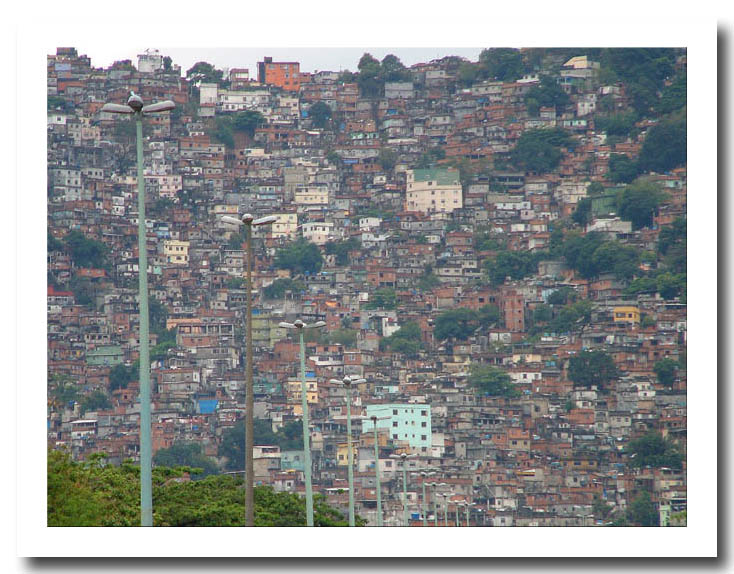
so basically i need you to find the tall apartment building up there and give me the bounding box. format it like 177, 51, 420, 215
405, 168, 463, 214
257, 57, 301, 92
363, 403, 432, 452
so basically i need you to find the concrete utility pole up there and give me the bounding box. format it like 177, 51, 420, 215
280, 319, 325, 526
101, 93, 174, 527
222, 214, 276, 526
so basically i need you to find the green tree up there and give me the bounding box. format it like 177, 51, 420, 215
378, 147, 398, 172
550, 300, 593, 333
232, 110, 265, 137
653, 358, 678, 388
468, 364, 520, 398
153, 442, 219, 477
627, 491, 659, 526
48, 450, 362, 526
572, 198, 592, 227
617, 178, 667, 230
329, 328, 358, 347
595, 112, 638, 137
380, 54, 411, 82
64, 230, 110, 269
658, 74, 687, 115
274, 239, 323, 275
308, 101, 332, 129
637, 114, 687, 174
524, 76, 570, 115
219, 420, 304, 471
568, 350, 619, 390
484, 250, 539, 285
380, 321, 423, 356
365, 287, 397, 310
656, 272, 686, 300
628, 432, 683, 470
186, 61, 224, 85
547, 286, 576, 306
109, 363, 136, 391
263, 278, 305, 299
478, 48, 525, 82
48, 231, 64, 252
608, 154, 639, 184
511, 128, 573, 173
434, 307, 479, 341
458, 62, 479, 87
477, 304, 500, 328
356, 53, 382, 98
80, 389, 111, 414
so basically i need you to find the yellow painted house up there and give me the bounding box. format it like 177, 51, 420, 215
613, 306, 640, 324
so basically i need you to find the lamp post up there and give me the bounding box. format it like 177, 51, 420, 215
465, 502, 473, 527
429, 482, 446, 527
101, 92, 174, 527
330, 375, 366, 527
279, 319, 325, 526
368, 414, 390, 526
413, 471, 434, 527
455, 501, 460, 527
390, 453, 416, 526
223, 213, 277, 526
440, 492, 450, 526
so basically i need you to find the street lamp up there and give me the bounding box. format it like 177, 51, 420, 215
464, 501, 473, 527
390, 452, 416, 526
367, 414, 391, 526
428, 482, 446, 527
412, 471, 435, 527
223, 213, 277, 526
101, 92, 174, 527
279, 319, 326, 526
330, 376, 366, 527
440, 492, 450, 526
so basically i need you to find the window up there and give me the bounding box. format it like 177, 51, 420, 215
393, 434, 398, 439
421, 421, 427, 428
421, 435, 427, 441
392, 421, 398, 427
393, 409, 398, 415
421, 410, 427, 416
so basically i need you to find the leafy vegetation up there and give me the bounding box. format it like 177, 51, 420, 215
365, 287, 397, 310
380, 321, 422, 356
153, 442, 219, 477
433, 306, 498, 341
637, 113, 687, 174
219, 420, 304, 471
48, 449, 360, 526
511, 128, 573, 173
263, 278, 305, 299
274, 239, 323, 275
627, 432, 683, 470
653, 358, 678, 388
325, 237, 360, 266
468, 364, 520, 398
616, 178, 667, 230
568, 350, 619, 390
524, 76, 570, 116
64, 230, 110, 270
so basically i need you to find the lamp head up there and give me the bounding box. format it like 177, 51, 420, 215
127, 91, 144, 112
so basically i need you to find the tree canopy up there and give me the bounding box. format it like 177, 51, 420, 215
153, 442, 219, 477
64, 230, 110, 270
637, 113, 687, 174
468, 364, 520, 398
263, 278, 305, 299
568, 350, 619, 390
627, 432, 683, 470
48, 449, 360, 526
274, 239, 323, 275
511, 128, 573, 173
219, 419, 304, 471
308, 101, 332, 129
616, 178, 667, 230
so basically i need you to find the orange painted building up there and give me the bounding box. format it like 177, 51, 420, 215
257, 57, 301, 91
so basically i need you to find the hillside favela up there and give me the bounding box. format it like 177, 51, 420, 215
47, 47, 687, 528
